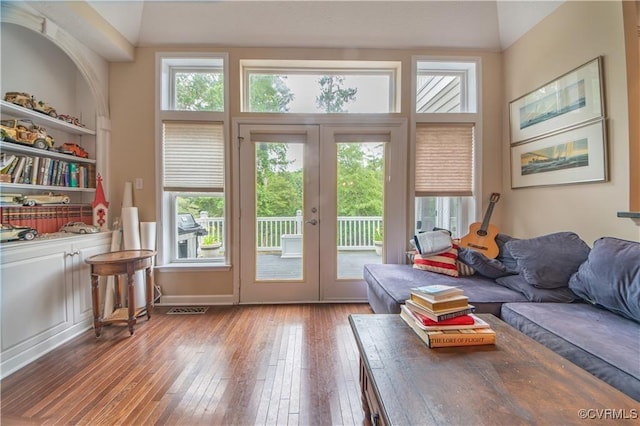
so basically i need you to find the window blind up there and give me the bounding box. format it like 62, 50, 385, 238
163, 122, 224, 191
415, 123, 474, 197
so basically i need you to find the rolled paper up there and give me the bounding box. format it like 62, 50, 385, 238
121, 206, 145, 308
122, 181, 133, 208
140, 222, 157, 250
122, 207, 141, 250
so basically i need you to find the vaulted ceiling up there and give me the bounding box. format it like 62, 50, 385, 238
23, 1, 565, 62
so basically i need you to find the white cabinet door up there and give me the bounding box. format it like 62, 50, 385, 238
70, 235, 112, 324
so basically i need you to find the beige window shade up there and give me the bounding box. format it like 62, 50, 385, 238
415, 123, 474, 197
163, 121, 224, 191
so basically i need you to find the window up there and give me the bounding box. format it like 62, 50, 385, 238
241, 60, 401, 113
413, 58, 479, 237
161, 57, 224, 111
158, 54, 228, 264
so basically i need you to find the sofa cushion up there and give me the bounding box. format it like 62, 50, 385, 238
568, 237, 640, 323
505, 232, 590, 289
458, 248, 510, 279
364, 263, 528, 315
495, 233, 519, 273
501, 302, 640, 401
495, 274, 579, 303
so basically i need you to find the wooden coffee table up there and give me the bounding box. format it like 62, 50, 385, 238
349, 314, 638, 425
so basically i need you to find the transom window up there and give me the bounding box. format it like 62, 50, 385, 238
241, 60, 401, 113
161, 57, 224, 112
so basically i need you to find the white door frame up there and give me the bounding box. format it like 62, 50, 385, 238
232, 117, 407, 304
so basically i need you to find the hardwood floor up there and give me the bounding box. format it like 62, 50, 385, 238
1, 304, 374, 425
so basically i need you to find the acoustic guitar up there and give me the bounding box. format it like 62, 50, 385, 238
460, 193, 500, 259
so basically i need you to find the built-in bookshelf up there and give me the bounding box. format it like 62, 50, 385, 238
1, 99, 97, 238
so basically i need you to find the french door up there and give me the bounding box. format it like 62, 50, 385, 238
238, 122, 406, 303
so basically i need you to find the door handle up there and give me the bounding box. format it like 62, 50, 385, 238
305, 219, 318, 225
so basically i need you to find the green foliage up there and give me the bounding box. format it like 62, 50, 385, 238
249, 75, 295, 112
175, 72, 224, 111
202, 232, 219, 246
337, 143, 384, 217
374, 226, 383, 242
316, 76, 358, 113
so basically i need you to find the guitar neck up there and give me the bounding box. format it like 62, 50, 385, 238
479, 202, 496, 233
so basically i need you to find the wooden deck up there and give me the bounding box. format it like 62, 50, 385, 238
256, 250, 381, 280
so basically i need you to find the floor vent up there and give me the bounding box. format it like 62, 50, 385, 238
166, 306, 209, 315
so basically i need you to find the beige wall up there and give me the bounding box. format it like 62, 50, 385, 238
109, 47, 503, 299
502, 0, 639, 244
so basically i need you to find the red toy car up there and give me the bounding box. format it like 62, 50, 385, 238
58, 143, 88, 158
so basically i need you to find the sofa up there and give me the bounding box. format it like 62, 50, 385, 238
364, 232, 640, 402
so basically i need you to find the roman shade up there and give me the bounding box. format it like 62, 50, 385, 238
415, 123, 474, 197
163, 121, 224, 192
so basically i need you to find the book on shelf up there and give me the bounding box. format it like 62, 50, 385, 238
411, 284, 464, 301
409, 292, 469, 312
12, 156, 26, 183
30, 156, 39, 185
401, 305, 489, 330
405, 299, 475, 322
400, 308, 496, 348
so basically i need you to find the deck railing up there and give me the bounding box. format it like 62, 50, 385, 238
196, 214, 383, 251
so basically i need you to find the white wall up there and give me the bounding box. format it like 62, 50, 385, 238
503, 1, 638, 244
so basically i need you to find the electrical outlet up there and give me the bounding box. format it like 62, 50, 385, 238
135, 178, 143, 190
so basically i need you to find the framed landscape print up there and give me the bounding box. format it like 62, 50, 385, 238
509, 57, 604, 144
510, 119, 607, 189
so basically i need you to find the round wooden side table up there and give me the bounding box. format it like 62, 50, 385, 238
85, 249, 156, 337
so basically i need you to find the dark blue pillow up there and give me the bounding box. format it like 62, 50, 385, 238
495, 274, 578, 303
458, 248, 510, 279
505, 232, 590, 289
495, 233, 519, 273
568, 237, 640, 323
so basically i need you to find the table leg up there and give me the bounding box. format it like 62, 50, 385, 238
90, 272, 102, 337
145, 266, 153, 319
127, 269, 136, 335
114, 274, 122, 309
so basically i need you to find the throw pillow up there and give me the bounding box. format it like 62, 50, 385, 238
495, 274, 579, 303
495, 233, 519, 273
505, 232, 590, 289
456, 260, 475, 276
568, 237, 640, 323
458, 248, 510, 279
413, 244, 459, 277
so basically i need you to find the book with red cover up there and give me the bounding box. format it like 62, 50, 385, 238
411, 309, 475, 326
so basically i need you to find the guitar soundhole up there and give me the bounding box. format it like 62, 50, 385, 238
476, 230, 488, 237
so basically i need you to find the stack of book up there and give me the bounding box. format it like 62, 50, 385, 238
400, 284, 496, 348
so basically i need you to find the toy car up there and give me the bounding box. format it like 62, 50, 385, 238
57, 114, 84, 127
0, 118, 55, 150
18, 192, 70, 206
59, 221, 99, 234
58, 142, 88, 158
4, 92, 57, 117
0, 223, 37, 241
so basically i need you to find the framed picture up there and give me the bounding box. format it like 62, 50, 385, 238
509, 57, 604, 144
510, 119, 607, 189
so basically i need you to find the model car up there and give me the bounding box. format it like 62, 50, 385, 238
18, 192, 71, 206
59, 221, 99, 234
0, 223, 37, 241
4, 92, 57, 117
57, 114, 84, 127
0, 118, 55, 150
58, 142, 89, 158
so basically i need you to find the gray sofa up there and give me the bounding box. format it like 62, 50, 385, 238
364, 233, 640, 402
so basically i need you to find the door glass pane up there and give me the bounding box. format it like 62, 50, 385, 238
336, 142, 384, 279
254, 141, 304, 280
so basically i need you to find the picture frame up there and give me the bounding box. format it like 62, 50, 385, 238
510, 119, 607, 189
509, 57, 604, 145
